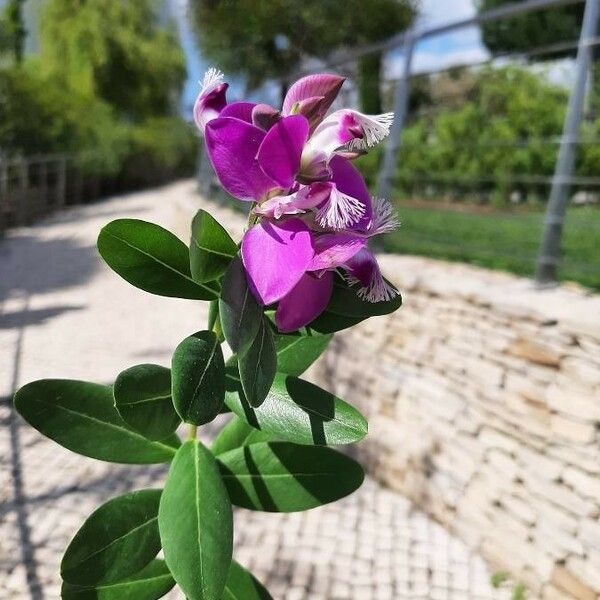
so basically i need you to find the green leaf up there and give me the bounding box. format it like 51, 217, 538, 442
309, 277, 402, 333
97, 219, 218, 300
239, 317, 276, 407
223, 560, 273, 600
308, 311, 364, 334
218, 442, 365, 512
190, 209, 237, 283
171, 331, 225, 425
159, 440, 233, 600
211, 416, 273, 456
224, 369, 367, 446
61, 559, 175, 599
275, 332, 333, 376
61, 490, 162, 586
113, 364, 180, 441
14, 380, 178, 464
325, 278, 402, 318
219, 257, 262, 355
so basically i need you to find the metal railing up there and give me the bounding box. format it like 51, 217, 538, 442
281, 0, 600, 289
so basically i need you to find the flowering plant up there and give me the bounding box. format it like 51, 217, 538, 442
14, 70, 402, 599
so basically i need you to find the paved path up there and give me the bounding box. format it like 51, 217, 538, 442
0, 181, 509, 600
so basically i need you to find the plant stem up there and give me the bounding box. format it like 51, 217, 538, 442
187, 425, 197, 441
212, 317, 223, 340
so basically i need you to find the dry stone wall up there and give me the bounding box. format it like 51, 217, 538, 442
309, 255, 600, 600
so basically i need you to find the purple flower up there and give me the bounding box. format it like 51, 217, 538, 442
193, 69, 229, 133
195, 70, 400, 332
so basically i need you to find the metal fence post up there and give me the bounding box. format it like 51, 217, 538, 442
535, 0, 600, 286
376, 34, 416, 202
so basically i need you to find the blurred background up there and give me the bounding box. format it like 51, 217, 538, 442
1, 1, 599, 599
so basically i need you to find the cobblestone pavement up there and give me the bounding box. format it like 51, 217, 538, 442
0, 181, 509, 600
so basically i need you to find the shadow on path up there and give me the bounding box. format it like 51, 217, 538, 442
5, 295, 44, 600
0, 305, 85, 330
0, 236, 99, 303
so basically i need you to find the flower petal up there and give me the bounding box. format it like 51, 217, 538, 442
205, 117, 277, 202
253, 184, 330, 220
344, 248, 398, 303
241, 218, 314, 305
329, 155, 373, 229
275, 272, 333, 333
309, 234, 366, 271
219, 101, 256, 123
257, 115, 309, 190
193, 69, 228, 132
282, 74, 345, 126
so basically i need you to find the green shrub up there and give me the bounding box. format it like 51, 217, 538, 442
118, 117, 198, 189
0, 64, 129, 176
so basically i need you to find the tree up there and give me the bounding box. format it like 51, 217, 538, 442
0, 0, 27, 63
191, 0, 417, 113
1, 0, 196, 184
39, 0, 187, 122
477, 0, 584, 60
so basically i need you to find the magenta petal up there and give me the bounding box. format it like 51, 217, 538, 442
257, 115, 309, 189
241, 218, 314, 305
329, 155, 373, 229
282, 74, 345, 124
309, 233, 366, 271
275, 272, 333, 333
193, 82, 228, 132
344, 247, 376, 287
344, 248, 397, 303
205, 117, 277, 202
219, 101, 257, 123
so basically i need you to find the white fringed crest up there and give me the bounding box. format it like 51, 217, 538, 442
316, 188, 366, 230
347, 112, 394, 151
369, 197, 400, 235
199, 67, 224, 96
347, 271, 398, 303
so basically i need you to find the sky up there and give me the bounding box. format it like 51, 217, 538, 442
388, 0, 489, 78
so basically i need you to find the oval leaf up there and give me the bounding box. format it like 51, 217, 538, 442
308, 311, 364, 334
190, 209, 237, 283
97, 219, 218, 300
14, 380, 178, 463
218, 442, 365, 512
171, 331, 225, 425
223, 560, 273, 600
239, 317, 276, 408
114, 364, 180, 441
275, 332, 333, 376
61, 559, 175, 600
225, 370, 367, 445
219, 257, 262, 355
61, 490, 162, 586
325, 277, 402, 318
212, 416, 273, 456
159, 440, 233, 600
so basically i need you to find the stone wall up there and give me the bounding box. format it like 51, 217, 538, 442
309, 255, 600, 600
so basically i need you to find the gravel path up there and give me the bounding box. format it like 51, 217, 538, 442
0, 180, 508, 599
